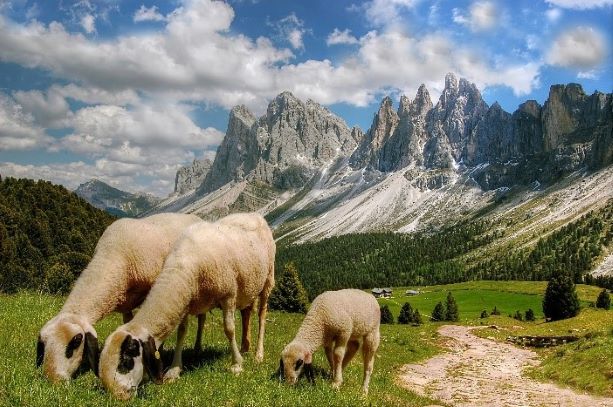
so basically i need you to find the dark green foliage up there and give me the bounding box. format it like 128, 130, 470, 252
268, 262, 309, 313
513, 310, 523, 321
525, 308, 535, 321
543, 273, 581, 321
596, 289, 611, 310
445, 292, 459, 322
491, 306, 501, 315
480, 310, 489, 318
398, 302, 414, 324
380, 305, 394, 324
0, 177, 115, 293
431, 302, 445, 321
412, 309, 423, 325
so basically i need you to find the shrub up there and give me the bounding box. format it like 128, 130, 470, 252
595, 289, 611, 310
525, 308, 535, 321
543, 273, 580, 321
44, 262, 73, 295
480, 310, 489, 319
513, 310, 523, 321
431, 301, 446, 321
380, 305, 394, 324
445, 292, 459, 322
398, 302, 414, 324
491, 306, 501, 316
412, 309, 423, 325
268, 262, 309, 313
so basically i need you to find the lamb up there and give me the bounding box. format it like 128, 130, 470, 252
98, 212, 275, 400
37, 213, 203, 383
280, 289, 380, 394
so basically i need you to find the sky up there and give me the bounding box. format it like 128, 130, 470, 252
0, 0, 611, 197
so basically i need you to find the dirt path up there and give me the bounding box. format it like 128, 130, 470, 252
398, 325, 613, 407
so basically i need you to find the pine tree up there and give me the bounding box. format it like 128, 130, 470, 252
445, 292, 459, 322
431, 301, 445, 321
525, 308, 535, 321
596, 289, 611, 310
398, 302, 414, 324
491, 306, 501, 316
480, 310, 489, 318
413, 309, 423, 325
268, 262, 309, 313
543, 272, 580, 321
513, 310, 523, 321
380, 305, 394, 324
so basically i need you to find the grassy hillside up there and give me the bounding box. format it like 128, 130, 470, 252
0, 281, 609, 406
0, 177, 116, 294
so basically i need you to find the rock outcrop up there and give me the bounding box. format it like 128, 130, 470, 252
174, 158, 212, 195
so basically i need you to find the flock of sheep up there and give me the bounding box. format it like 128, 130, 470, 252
36, 212, 381, 400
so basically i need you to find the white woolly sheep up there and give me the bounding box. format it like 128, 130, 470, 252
37, 213, 203, 383
280, 289, 380, 394
98, 212, 275, 400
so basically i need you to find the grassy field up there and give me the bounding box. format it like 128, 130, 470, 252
0, 281, 610, 406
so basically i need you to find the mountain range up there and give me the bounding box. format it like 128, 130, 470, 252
75, 179, 160, 217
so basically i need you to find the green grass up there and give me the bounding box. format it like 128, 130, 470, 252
1, 281, 609, 406
0, 292, 441, 407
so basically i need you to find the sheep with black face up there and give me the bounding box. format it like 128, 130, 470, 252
99, 213, 276, 399
37, 213, 202, 382
280, 289, 380, 394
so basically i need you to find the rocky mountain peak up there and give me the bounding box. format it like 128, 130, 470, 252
230, 104, 256, 123
444, 72, 459, 93
398, 95, 411, 116
410, 84, 433, 117
174, 158, 213, 195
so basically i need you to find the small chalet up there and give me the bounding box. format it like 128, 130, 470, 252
371, 288, 393, 298
405, 289, 420, 296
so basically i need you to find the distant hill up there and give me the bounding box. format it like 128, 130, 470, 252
75, 179, 160, 217
0, 176, 116, 293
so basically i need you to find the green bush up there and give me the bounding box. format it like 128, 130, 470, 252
380, 305, 394, 324
491, 306, 501, 315
525, 308, 535, 321
44, 262, 73, 295
513, 310, 523, 321
445, 292, 459, 322
480, 310, 489, 318
412, 309, 423, 325
596, 289, 610, 310
431, 301, 445, 321
268, 262, 309, 313
543, 273, 580, 321
398, 302, 414, 324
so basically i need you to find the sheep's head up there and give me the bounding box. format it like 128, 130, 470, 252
99, 328, 163, 400
280, 342, 312, 385
37, 314, 99, 383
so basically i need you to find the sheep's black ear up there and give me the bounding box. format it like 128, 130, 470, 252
65, 333, 83, 358
304, 363, 315, 384
277, 359, 284, 381
118, 335, 140, 374
141, 336, 163, 384
84, 332, 99, 376
36, 337, 45, 368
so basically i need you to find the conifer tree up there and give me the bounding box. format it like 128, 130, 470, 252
480, 310, 488, 318
445, 292, 459, 322
268, 262, 309, 313
431, 301, 445, 321
398, 302, 414, 324
525, 308, 535, 321
596, 289, 611, 310
543, 272, 580, 321
413, 309, 423, 325
380, 305, 394, 324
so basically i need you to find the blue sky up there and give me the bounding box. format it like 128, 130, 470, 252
0, 0, 611, 196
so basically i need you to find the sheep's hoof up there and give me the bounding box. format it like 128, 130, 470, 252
331, 381, 342, 390
163, 367, 182, 383
230, 364, 243, 375
361, 386, 369, 396
255, 352, 264, 363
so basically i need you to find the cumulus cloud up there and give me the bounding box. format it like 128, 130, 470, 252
545, 0, 613, 9
270, 13, 309, 50
453, 1, 499, 32
360, 0, 420, 28
326, 28, 359, 45
0, 93, 53, 150
545, 8, 562, 23
80, 13, 96, 34
12, 88, 72, 128
547, 26, 607, 69
134, 5, 166, 22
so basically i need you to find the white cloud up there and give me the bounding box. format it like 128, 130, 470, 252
361, 0, 420, 28
271, 13, 309, 50
52, 84, 139, 106
545, 0, 613, 9
545, 8, 562, 23
326, 28, 359, 46
577, 69, 598, 79
0, 93, 53, 150
547, 26, 607, 69
453, 1, 498, 32
13, 88, 71, 128
134, 5, 166, 22
80, 13, 95, 34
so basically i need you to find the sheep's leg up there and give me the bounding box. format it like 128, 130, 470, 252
222, 300, 243, 374
331, 337, 348, 390
240, 305, 253, 354
360, 331, 380, 395
342, 340, 360, 369
194, 313, 205, 354
324, 343, 335, 373
164, 315, 189, 383
122, 311, 133, 323
254, 288, 271, 362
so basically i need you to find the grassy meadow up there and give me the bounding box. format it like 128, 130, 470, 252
0, 281, 610, 406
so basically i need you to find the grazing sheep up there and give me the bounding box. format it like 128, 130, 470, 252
37, 213, 203, 383
280, 289, 380, 394
98, 212, 275, 400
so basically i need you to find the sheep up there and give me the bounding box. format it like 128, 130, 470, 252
37, 212, 204, 383
98, 212, 275, 400
280, 289, 380, 394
